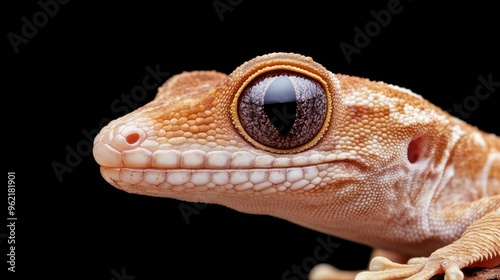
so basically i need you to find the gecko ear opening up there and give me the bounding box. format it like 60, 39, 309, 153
407, 133, 429, 164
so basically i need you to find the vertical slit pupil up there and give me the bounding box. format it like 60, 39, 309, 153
263, 76, 297, 135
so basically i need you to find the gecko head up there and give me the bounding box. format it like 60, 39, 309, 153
93, 53, 450, 223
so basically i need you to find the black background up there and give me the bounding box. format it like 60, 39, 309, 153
4, 1, 499, 279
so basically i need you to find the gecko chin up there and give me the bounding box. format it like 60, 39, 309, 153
98, 162, 367, 221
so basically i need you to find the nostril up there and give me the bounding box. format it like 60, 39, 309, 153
407, 132, 429, 164
126, 133, 140, 145
110, 125, 146, 151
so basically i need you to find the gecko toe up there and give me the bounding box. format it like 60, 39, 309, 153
443, 264, 464, 280
309, 263, 362, 280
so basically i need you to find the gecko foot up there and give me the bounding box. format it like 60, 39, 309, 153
354, 256, 465, 280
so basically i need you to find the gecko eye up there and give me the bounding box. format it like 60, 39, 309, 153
235, 70, 328, 151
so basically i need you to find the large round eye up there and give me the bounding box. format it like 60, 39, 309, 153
236, 70, 328, 151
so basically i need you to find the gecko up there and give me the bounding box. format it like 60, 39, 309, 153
93, 53, 500, 280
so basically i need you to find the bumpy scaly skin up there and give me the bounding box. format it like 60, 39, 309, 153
93, 53, 500, 279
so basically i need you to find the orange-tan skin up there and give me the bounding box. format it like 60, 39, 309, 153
93, 53, 500, 280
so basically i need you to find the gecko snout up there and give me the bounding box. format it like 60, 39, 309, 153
93, 124, 149, 167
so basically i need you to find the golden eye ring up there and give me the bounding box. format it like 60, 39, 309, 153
230, 65, 333, 154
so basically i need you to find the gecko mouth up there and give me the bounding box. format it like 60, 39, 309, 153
99, 164, 332, 196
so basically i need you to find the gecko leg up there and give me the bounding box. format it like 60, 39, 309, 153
355, 208, 500, 280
